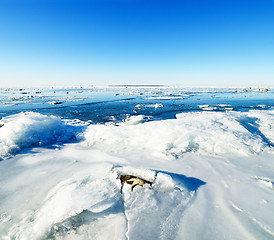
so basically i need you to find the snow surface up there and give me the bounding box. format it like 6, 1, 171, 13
0, 112, 87, 160
0, 110, 274, 239
83, 110, 274, 158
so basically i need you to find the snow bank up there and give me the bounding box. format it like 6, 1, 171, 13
1, 110, 273, 240
6, 164, 201, 240
83, 110, 274, 158
248, 110, 274, 146
12, 172, 123, 239
2, 110, 272, 160
0, 112, 87, 159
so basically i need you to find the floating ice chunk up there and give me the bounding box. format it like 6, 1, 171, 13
199, 104, 233, 111
48, 101, 63, 105
134, 104, 142, 109
200, 107, 215, 111
123, 115, 146, 125
146, 96, 183, 100
135, 103, 163, 110
198, 105, 209, 108
258, 105, 267, 109
154, 103, 163, 108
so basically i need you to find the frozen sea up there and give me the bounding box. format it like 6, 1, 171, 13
0, 86, 274, 240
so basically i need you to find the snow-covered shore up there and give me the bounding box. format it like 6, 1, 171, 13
0, 110, 274, 239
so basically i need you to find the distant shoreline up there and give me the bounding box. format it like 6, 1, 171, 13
108, 84, 166, 88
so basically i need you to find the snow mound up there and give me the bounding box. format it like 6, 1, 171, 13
113, 166, 205, 240
0, 112, 87, 159
83, 110, 274, 158
7, 165, 204, 240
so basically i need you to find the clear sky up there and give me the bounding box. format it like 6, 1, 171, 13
0, 0, 273, 87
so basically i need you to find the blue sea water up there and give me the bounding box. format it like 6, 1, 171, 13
0, 86, 273, 123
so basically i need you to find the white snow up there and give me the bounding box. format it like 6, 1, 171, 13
123, 115, 147, 125
0, 112, 87, 159
0, 109, 274, 240
83, 110, 274, 158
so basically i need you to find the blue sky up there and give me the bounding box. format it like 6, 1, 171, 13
0, 0, 273, 87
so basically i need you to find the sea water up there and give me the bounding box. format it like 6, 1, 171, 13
0, 86, 273, 240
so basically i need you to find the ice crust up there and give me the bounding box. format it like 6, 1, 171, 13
0, 109, 274, 240
83, 110, 274, 158
3, 163, 199, 240
0, 112, 87, 159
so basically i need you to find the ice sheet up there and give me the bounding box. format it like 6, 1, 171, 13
0, 90, 274, 239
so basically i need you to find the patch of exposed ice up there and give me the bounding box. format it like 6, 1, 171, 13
83, 111, 274, 158
5, 165, 202, 240
48, 101, 63, 105
0, 112, 87, 159
123, 115, 148, 125
134, 103, 163, 109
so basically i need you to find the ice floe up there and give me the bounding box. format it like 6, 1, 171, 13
146, 96, 184, 100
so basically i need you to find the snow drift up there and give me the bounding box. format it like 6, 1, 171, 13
0, 110, 273, 240
83, 110, 274, 158
0, 112, 87, 160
